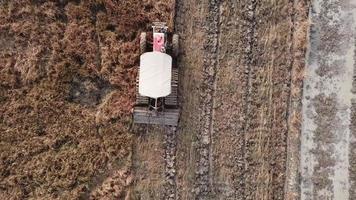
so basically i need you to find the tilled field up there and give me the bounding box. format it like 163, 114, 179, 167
174, 0, 309, 199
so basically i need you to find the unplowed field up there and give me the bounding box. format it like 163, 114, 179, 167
0, 1, 173, 199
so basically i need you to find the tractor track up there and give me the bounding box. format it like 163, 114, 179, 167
163, 1, 179, 199
192, 0, 221, 199
241, 1, 257, 198
210, 0, 258, 199
163, 126, 178, 200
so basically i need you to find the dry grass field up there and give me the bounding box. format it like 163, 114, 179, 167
0, 1, 173, 199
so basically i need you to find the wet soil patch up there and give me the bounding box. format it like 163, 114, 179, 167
67, 75, 112, 106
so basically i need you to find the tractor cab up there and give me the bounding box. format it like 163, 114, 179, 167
152, 22, 168, 53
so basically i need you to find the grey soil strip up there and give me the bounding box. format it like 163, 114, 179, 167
350, 6, 356, 199
349, 1, 356, 199
350, 99, 356, 200
301, 0, 355, 199
193, 0, 221, 199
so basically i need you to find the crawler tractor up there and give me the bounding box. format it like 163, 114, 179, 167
133, 22, 180, 126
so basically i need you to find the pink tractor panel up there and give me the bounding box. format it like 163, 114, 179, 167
153, 33, 165, 52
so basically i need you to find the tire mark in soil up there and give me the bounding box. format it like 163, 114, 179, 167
194, 0, 221, 199
284, 0, 297, 198
174, 0, 207, 199
241, 0, 257, 199
243, 0, 294, 199
163, 126, 177, 200
242, 0, 257, 138
209, 0, 249, 199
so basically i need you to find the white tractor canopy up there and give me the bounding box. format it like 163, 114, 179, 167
139, 52, 172, 98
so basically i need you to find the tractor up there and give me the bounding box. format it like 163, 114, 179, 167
133, 22, 179, 126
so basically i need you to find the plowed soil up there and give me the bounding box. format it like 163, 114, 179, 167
174, 0, 309, 199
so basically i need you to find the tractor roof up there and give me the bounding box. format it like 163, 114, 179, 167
139, 52, 172, 98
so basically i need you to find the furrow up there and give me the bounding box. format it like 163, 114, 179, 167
194, 0, 221, 199
243, 1, 294, 199
164, 126, 178, 200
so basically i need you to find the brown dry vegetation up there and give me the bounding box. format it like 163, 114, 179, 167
0, 0, 173, 199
